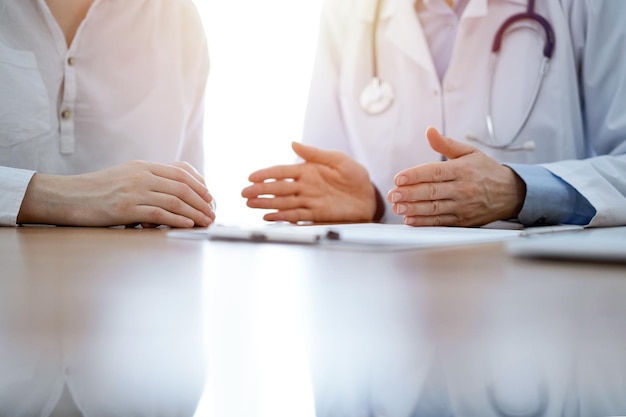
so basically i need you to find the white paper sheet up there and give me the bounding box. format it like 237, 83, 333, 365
168, 222, 583, 251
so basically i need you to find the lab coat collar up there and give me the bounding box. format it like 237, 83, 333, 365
357, 0, 526, 22
417, 0, 487, 16
416, 0, 527, 18
382, 0, 436, 75
357, 0, 397, 23
463, 0, 488, 18
359, 0, 528, 75
464, 0, 529, 17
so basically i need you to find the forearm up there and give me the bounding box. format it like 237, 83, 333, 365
17, 173, 79, 225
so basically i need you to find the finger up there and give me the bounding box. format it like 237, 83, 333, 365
263, 208, 313, 224
144, 191, 213, 227
393, 162, 456, 187
157, 177, 215, 220
388, 181, 458, 204
248, 164, 304, 183
134, 205, 196, 228
149, 162, 213, 205
171, 161, 217, 211
147, 173, 214, 219
171, 161, 205, 185
425, 126, 476, 160
145, 175, 214, 223
242, 179, 300, 198
246, 195, 303, 211
403, 214, 461, 227
392, 199, 457, 217
291, 142, 345, 166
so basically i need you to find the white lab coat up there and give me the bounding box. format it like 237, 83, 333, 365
302, 0, 626, 226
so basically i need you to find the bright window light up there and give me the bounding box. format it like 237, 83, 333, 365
191, 1, 323, 416
194, 0, 324, 226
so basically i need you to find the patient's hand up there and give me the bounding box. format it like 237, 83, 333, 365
17, 160, 216, 228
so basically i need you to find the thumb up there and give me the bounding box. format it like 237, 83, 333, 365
425, 126, 476, 160
292, 142, 344, 166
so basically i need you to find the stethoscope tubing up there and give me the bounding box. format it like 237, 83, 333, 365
371, 0, 383, 79
361, 0, 556, 152
483, 0, 555, 150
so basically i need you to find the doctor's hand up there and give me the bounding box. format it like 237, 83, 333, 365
242, 142, 377, 223
387, 127, 526, 227
17, 160, 216, 228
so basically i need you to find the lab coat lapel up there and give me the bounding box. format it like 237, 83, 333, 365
359, 0, 527, 75
461, 0, 527, 18
382, 0, 436, 75
462, 0, 488, 18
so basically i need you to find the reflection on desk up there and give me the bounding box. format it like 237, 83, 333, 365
0, 227, 205, 417
305, 245, 626, 417
1, 226, 626, 417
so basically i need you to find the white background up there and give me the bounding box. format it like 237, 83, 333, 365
194, 0, 324, 226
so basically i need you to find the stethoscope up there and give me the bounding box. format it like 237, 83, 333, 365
360, 0, 556, 152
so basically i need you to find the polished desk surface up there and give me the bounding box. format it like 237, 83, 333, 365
1, 226, 625, 417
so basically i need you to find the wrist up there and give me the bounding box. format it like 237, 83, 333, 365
17, 174, 74, 225
372, 184, 386, 222
17, 173, 44, 225
505, 167, 527, 220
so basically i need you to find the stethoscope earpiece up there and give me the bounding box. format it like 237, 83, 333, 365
521, 141, 536, 151
360, 77, 394, 115
466, 132, 480, 143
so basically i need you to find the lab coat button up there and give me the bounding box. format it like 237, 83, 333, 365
67, 57, 75, 66
61, 110, 72, 120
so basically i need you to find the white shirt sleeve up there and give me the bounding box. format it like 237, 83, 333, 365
0, 166, 35, 226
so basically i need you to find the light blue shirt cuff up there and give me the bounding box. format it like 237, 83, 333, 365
506, 164, 596, 226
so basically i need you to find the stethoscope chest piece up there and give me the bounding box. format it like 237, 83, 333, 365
360, 77, 394, 115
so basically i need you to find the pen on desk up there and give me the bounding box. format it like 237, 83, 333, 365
250, 231, 321, 244
207, 227, 322, 244
325, 230, 341, 240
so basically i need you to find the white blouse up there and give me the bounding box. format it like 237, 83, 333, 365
0, 0, 209, 225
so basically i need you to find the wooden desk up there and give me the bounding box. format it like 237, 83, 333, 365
1, 227, 625, 417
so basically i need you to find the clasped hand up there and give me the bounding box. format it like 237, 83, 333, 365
18, 160, 216, 228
